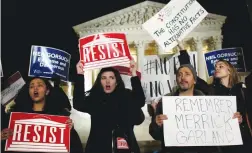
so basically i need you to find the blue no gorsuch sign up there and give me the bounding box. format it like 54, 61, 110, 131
28, 45, 71, 81
204, 48, 246, 76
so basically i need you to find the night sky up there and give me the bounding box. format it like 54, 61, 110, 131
2, 0, 252, 84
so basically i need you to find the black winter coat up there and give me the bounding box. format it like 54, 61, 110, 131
1, 83, 84, 153
73, 75, 145, 153
178, 50, 252, 153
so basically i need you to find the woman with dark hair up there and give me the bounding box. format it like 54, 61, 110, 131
73, 60, 145, 153
2, 77, 83, 153
178, 49, 252, 153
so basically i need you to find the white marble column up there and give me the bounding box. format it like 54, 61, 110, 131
194, 37, 208, 81
214, 35, 223, 49
136, 41, 145, 71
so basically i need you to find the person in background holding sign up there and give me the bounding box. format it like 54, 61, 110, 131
2, 77, 83, 153
177, 45, 252, 153
149, 64, 219, 153
73, 59, 145, 153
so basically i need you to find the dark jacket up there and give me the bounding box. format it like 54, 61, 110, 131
149, 89, 218, 153
73, 75, 145, 153
2, 84, 84, 153
178, 50, 252, 153
211, 80, 252, 153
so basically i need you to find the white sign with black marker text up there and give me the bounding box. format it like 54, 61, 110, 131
142, 0, 208, 53
162, 96, 243, 146
141, 52, 197, 103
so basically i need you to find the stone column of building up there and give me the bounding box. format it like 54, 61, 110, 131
194, 37, 208, 81
214, 35, 223, 49
136, 41, 146, 71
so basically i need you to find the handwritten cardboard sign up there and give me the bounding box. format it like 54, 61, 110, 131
141, 52, 197, 102
1, 71, 25, 106
204, 48, 246, 76
28, 45, 71, 82
79, 33, 131, 70
5, 112, 70, 152
142, 0, 208, 53
162, 96, 243, 146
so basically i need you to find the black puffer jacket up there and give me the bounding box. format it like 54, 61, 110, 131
73, 75, 145, 153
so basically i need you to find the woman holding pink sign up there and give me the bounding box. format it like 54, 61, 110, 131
73, 59, 145, 153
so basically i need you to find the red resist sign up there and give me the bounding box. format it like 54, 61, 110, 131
5, 112, 70, 152
79, 33, 131, 70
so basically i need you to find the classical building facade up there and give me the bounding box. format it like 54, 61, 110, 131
71, 1, 229, 152
73, 0, 226, 88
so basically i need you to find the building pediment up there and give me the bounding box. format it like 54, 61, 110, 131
73, 0, 226, 34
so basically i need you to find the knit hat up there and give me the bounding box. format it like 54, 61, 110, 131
177, 64, 197, 81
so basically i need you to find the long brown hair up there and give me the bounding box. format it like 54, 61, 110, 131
215, 59, 240, 87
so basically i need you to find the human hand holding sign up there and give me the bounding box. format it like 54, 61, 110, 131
130, 58, 137, 77
76, 61, 84, 75
155, 114, 168, 127
176, 40, 185, 51
1, 128, 13, 141
65, 118, 74, 129
233, 112, 242, 124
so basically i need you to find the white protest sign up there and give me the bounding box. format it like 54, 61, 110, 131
142, 0, 208, 53
141, 52, 197, 102
162, 96, 243, 146
1, 71, 26, 106
141, 55, 176, 102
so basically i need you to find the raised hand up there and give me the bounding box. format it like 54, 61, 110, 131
65, 118, 74, 129
76, 61, 84, 75
176, 40, 185, 51
1, 128, 13, 140
129, 58, 137, 77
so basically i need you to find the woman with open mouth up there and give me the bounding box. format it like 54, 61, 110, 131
73, 59, 145, 153
2, 77, 83, 153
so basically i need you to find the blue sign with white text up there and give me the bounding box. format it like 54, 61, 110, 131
204, 48, 246, 76
28, 45, 71, 81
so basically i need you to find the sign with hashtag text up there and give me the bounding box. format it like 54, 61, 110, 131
141, 52, 197, 102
